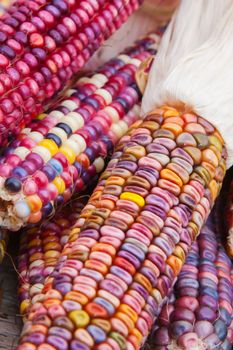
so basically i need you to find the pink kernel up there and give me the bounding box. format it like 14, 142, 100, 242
33, 170, 49, 188
0, 54, 9, 68
20, 22, 37, 34
47, 183, 58, 200
0, 164, 13, 177
15, 61, 30, 77
30, 33, 44, 48
63, 17, 77, 34
6, 154, 21, 167
26, 79, 39, 96
38, 10, 55, 26
44, 36, 56, 52
0, 24, 14, 35
7, 39, 23, 54
23, 179, 38, 196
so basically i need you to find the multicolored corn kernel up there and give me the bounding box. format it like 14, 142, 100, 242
18, 196, 87, 318
0, 0, 143, 143
149, 212, 233, 350
0, 32, 161, 231
17, 106, 226, 350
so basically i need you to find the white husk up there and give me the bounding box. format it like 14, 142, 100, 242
142, 0, 233, 168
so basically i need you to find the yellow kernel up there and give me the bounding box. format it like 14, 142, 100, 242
209, 179, 219, 201
202, 149, 219, 167
65, 291, 88, 305
164, 109, 180, 118
209, 145, 221, 162
27, 195, 42, 213
131, 328, 143, 343
120, 192, 145, 207
173, 245, 186, 263
119, 304, 138, 323
189, 221, 199, 239
69, 310, 90, 328
213, 130, 224, 145
59, 146, 76, 164
20, 299, 30, 314
164, 116, 184, 126
167, 255, 183, 276
39, 139, 58, 156
162, 122, 183, 135
37, 113, 47, 120
151, 288, 163, 304
160, 169, 183, 187
124, 145, 146, 158
115, 312, 134, 331
92, 319, 111, 333
53, 177, 66, 194
106, 176, 125, 186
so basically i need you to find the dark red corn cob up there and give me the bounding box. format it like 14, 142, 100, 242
0, 0, 142, 143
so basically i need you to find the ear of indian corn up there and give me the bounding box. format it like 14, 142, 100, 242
18, 196, 87, 318
0, 0, 13, 261
0, 0, 143, 144
225, 180, 233, 257
0, 32, 161, 231
17, 106, 226, 350
149, 210, 233, 350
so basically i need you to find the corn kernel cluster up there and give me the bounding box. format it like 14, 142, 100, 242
0, 32, 161, 231
17, 106, 226, 350
0, 0, 142, 143
150, 213, 233, 350
18, 197, 87, 318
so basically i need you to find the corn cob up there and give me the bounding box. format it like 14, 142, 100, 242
17, 106, 226, 350
0, 0, 13, 260
0, 0, 143, 143
0, 32, 161, 231
225, 180, 233, 257
18, 196, 87, 319
149, 211, 233, 350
